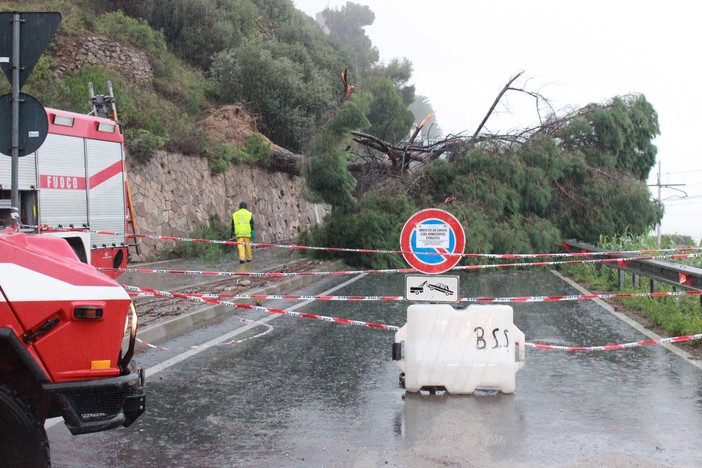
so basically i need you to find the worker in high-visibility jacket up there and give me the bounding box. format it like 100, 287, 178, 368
231, 201, 255, 264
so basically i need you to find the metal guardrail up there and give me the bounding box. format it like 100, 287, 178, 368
563, 239, 702, 293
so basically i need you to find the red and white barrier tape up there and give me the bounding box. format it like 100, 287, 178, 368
107, 266, 414, 277
526, 333, 702, 351
128, 285, 702, 352
124, 285, 399, 332
104, 252, 702, 277
453, 252, 702, 271
96, 232, 702, 258
128, 289, 404, 302
23, 225, 702, 259
126, 287, 702, 303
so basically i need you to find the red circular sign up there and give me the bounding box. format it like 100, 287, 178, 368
400, 209, 465, 274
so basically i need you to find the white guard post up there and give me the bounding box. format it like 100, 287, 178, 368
394, 304, 525, 394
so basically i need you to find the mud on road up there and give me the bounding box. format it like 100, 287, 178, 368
119, 248, 329, 328
133, 259, 324, 327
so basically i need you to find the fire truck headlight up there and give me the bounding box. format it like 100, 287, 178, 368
119, 302, 139, 371
124, 302, 137, 334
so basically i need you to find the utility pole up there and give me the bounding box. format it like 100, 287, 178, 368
648, 162, 686, 246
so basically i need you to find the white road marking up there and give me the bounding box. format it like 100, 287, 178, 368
46, 273, 367, 430
552, 270, 702, 371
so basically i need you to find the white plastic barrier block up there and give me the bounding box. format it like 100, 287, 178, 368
394, 304, 525, 394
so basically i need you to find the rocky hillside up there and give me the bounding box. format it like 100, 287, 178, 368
53, 34, 325, 260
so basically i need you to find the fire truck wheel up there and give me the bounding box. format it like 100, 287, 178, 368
0, 384, 51, 466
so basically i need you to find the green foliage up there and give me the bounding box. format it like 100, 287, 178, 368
94, 11, 167, 57
210, 36, 335, 150
275, 8, 348, 75
375, 58, 411, 89
11, 0, 414, 165
446, 203, 495, 256
166, 119, 207, 156
304, 150, 357, 208
664, 234, 697, 247
93, 9, 210, 114
93, 10, 210, 117
597, 231, 700, 266
172, 214, 234, 262
252, 0, 296, 22
324, 92, 373, 140
490, 216, 540, 254
365, 77, 415, 143
404, 111, 662, 260
59, 66, 113, 113
109, 0, 258, 69
421, 159, 456, 199
125, 129, 165, 164
13, 56, 69, 109
113, 0, 343, 144
549, 171, 662, 241
303, 93, 371, 209
302, 189, 414, 268
207, 143, 236, 175
242, 134, 272, 168
207, 134, 273, 175
59, 66, 167, 144
0, 4, 211, 162
563, 94, 660, 180
29, 60, 201, 162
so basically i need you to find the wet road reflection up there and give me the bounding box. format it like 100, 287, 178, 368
50, 270, 702, 467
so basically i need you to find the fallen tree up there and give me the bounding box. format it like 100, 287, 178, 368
301, 71, 663, 269
346, 71, 554, 179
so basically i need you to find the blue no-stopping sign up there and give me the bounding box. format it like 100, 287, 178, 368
400, 209, 465, 274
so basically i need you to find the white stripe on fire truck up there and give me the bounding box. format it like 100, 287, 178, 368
0, 264, 130, 302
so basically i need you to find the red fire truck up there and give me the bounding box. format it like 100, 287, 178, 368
0, 227, 145, 464
1, 87, 144, 464
0, 102, 131, 276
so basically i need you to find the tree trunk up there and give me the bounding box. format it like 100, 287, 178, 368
269, 144, 303, 175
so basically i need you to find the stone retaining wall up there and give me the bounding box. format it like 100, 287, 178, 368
53, 36, 152, 87
127, 152, 326, 260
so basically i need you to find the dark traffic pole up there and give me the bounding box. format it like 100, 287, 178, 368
10, 12, 20, 228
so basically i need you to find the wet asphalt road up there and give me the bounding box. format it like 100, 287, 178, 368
48, 270, 702, 467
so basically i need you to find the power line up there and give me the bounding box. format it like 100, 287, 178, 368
664, 169, 702, 175
664, 194, 702, 202
664, 201, 702, 207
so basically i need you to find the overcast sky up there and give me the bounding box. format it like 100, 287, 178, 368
294, 0, 702, 242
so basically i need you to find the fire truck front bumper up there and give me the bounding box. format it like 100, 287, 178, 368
43, 366, 146, 435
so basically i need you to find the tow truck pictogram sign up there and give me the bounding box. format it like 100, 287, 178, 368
405, 275, 459, 303
400, 208, 465, 274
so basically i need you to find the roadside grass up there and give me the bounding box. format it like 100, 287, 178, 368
172, 214, 237, 263
559, 233, 702, 342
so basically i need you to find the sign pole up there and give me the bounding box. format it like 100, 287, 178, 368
10, 12, 20, 228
